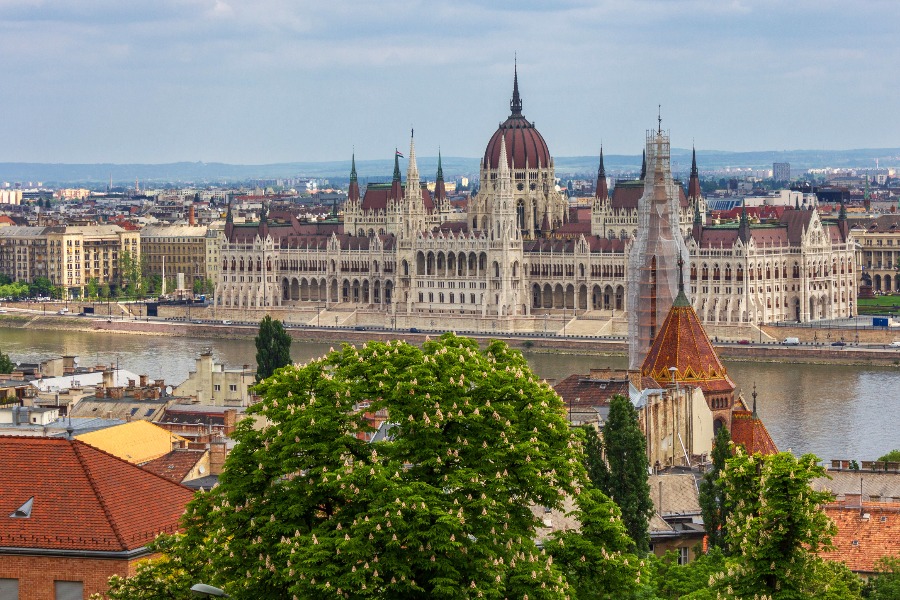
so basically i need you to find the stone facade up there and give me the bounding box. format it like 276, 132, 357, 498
213, 70, 857, 334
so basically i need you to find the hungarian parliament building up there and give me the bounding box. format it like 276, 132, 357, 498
214, 70, 857, 340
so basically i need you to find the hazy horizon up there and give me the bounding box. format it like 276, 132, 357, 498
3, 1, 897, 165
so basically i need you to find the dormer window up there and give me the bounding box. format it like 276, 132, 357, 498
9, 496, 33, 518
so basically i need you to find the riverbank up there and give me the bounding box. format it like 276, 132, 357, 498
3, 311, 899, 367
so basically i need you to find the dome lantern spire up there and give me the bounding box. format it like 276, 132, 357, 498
510, 58, 523, 117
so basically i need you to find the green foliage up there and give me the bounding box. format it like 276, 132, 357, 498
254, 315, 291, 382
601, 394, 654, 553
93, 533, 207, 600
0, 274, 11, 285
582, 425, 610, 493
118, 250, 142, 298
99, 282, 110, 299
29, 276, 53, 297
0, 281, 29, 299
715, 450, 856, 600
192, 277, 215, 295
86, 278, 99, 299
655, 547, 726, 599
864, 556, 900, 599
144, 273, 163, 297
699, 427, 732, 552
545, 488, 649, 599
877, 450, 900, 463
179, 334, 589, 598
0, 349, 14, 374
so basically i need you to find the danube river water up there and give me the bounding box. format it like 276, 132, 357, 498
1, 327, 897, 463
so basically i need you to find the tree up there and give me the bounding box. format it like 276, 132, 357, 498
544, 488, 650, 599
118, 250, 142, 298
716, 450, 860, 599
29, 276, 53, 297
86, 278, 99, 299
582, 425, 610, 493
601, 394, 654, 553
0, 350, 13, 374
877, 450, 900, 463
863, 556, 900, 599
155, 335, 592, 598
698, 426, 732, 552
254, 315, 291, 383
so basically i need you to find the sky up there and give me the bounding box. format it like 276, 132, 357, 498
2, 0, 897, 165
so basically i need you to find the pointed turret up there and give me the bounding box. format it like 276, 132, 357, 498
434, 149, 447, 202
406, 129, 420, 196
838, 198, 849, 241
640, 150, 647, 180
390, 148, 403, 201
691, 195, 703, 242
687, 146, 702, 200
738, 199, 751, 243
594, 148, 608, 202
510, 60, 523, 117
348, 152, 360, 202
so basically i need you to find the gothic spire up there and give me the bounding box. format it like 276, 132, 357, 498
595, 147, 608, 201
688, 146, 702, 200
348, 151, 360, 202
434, 149, 447, 202
738, 199, 751, 243
640, 149, 647, 180
752, 382, 758, 418
510, 60, 523, 117
392, 148, 401, 182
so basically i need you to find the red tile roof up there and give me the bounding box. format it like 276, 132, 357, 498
611, 180, 689, 210
360, 184, 435, 212
640, 290, 736, 398
822, 500, 900, 573
730, 409, 778, 455
142, 449, 207, 483
0, 437, 194, 553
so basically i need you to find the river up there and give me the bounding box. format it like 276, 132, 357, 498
0, 327, 896, 463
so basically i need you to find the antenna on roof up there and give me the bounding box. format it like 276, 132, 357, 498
658, 105, 662, 134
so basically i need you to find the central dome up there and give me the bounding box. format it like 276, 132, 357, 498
482, 68, 551, 170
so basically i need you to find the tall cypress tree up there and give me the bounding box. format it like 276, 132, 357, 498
699, 426, 732, 552
254, 315, 292, 382
582, 425, 610, 492
602, 394, 654, 553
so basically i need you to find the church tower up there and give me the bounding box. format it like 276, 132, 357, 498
402, 130, 426, 238
627, 123, 691, 369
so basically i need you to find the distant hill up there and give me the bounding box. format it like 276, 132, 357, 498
2, 148, 898, 186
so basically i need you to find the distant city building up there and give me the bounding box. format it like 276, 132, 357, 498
140, 223, 221, 289
773, 162, 791, 182
852, 214, 900, 293
0, 224, 139, 294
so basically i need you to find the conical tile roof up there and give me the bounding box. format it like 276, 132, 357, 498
640, 289, 736, 395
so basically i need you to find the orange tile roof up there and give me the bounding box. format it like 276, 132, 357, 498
0, 436, 194, 553
640, 290, 736, 397
142, 449, 207, 483
730, 409, 778, 455
821, 500, 900, 573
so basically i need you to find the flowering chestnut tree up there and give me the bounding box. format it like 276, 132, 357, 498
193, 333, 596, 599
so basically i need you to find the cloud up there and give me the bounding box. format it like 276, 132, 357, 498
0, 0, 897, 163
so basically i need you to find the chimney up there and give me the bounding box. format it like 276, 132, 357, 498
102, 369, 114, 388
109, 387, 124, 400
188, 204, 196, 226
127, 379, 136, 388
224, 409, 237, 436
209, 438, 227, 475
139, 374, 148, 387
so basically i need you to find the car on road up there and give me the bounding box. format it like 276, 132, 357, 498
782, 337, 800, 346
221, 320, 232, 325
890, 341, 900, 348
831, 341, 846, 347
737, 339, 751, 345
